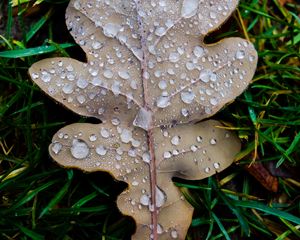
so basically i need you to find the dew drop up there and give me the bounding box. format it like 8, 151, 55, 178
193, 46, 204, 58
92, 41, 102, 50
171, 229, 178, 239
190, 145, 198, 152
76, 77, 89, 89
118, 70, 130, 80
210, 98, 218, 106
70, 139, 90, 159
142, 152, 151, 163
204, 167, 210, 173
111, 117, 120, 126
51, 142, 62, 154
156, 96, 170, 108
181, 91, 195, 104
100, 128, 110, 138
157, 224, 164, 234
181, 108, 189, 117
103, 69, 113, 79
155, 186, 166, 208
89, 134, 97, 142
155, 27, 166, 36
158, 80, 167, 90
163, 151, 172, 159
96, 145, 107, 156
181, 0, 199, 18
62, 83, 74, 94
103, 23, 121, 38
169, 52, 180, 63
41, 71, 51, 82
236, 50, 245, 59
210, 138, 217, 145
140, 194, 150, 206
171, 136, 180, 146
120, 129, 132, 143
213, 162, 220, 169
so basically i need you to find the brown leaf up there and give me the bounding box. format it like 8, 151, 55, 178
246, 162, 278, 193
29, 0, 257, 239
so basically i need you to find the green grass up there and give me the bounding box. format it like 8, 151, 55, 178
0, 0, 299, 239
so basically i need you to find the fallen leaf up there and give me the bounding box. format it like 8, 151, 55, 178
29, 0, 257, 239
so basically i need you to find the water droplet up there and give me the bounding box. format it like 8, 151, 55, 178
71, 139, 90, 159
196, 136, 203, 143
210, 98, 218, 106
31, 72, 39, 79
190, 145, 197, 152
51, 142, 62, 154
76, 77, 89, 89
157, 224, 164, 234
171, 136, 180, 146
140, 194, 150, 206
158, 80, 167, 90
171, 229, 178, 239
96, 145, 107, 156
199, 69, 216, 83
181, 91, 195, 104
236, 50, 245, 59
120, 129, 132, 143
89, 134, 97, 142
142, 152, 151, 163
181, 0, 199, 18
133, 108, 152, 131
62, 83, 74, 94
100, 128, 110, 138
163, 151, 172, 159
103, 23, 121, 38
209, 11, 217, 19
118, 70, 130, 80
213, 162, 220, 169
111, 117, 120, 126
193, 46, 204, 58
181, 108, 189, 117
103, 69, 113, 79
204, 167, 211, 173
169, 52, 180, 63
155, 26, 166, 36
155, 186, 166, 208
156, 96, 170, 108
92, 41, 102, 50
98, 108, 105, 115
41, 71, 51, 82
210, 138, 217, 145
132, 181, 139, 186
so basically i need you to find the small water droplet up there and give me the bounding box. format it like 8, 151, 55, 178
142, 152, 151, 163
103, 69, 113, 79
41, 71, 51, 82
103, 23, 121, 38
96, 145, 107, 156
132, 180, 139, 186
193, 46, 204, 58
156, 96, 170, 108
210, 138, 217, 145
100, 128, 110, 138
51, 142, 62, 154
181, 91, 195, 104
213, 162, 220, 169
140, 194, 150, 206
181, 108, 189, 117
120, 129, 132, 143
205, 167, 210, 173
158, 80, 167, 90
171, 229, 178, 239
236, 50, 245, 59
181, 0, 199, 18
118, 70, 130, 80
171, 136, 180, 146
89, 134, 97, 142
71, 139, 90, 159
157, 224, 164, 234
196, 136, 203, 143
190, 145, 198, 152
163, 151, 172, 159
210, 98, 218, 106
169, 52, 180, 63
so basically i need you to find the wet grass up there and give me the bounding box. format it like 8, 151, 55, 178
0, 0, 299, 239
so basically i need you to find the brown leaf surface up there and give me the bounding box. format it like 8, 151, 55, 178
29, 0, 257, 239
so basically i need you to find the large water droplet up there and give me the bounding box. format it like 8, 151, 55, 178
103, 23, 121, 38
118, 70, 130, 80
193, 46, 204, 58
120, 129, 132, 143
133, 108, 152, 131
70, 139, 90, 159
181, 0, 199, 18
51, 142, 62, 154
41, 71, 51, 82
181, 91, 195, 104
156, 96, 170, 108
155, 186, 166, 208
100, 128, 110, 138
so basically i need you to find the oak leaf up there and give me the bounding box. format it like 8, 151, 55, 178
29, 0, 258, 239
